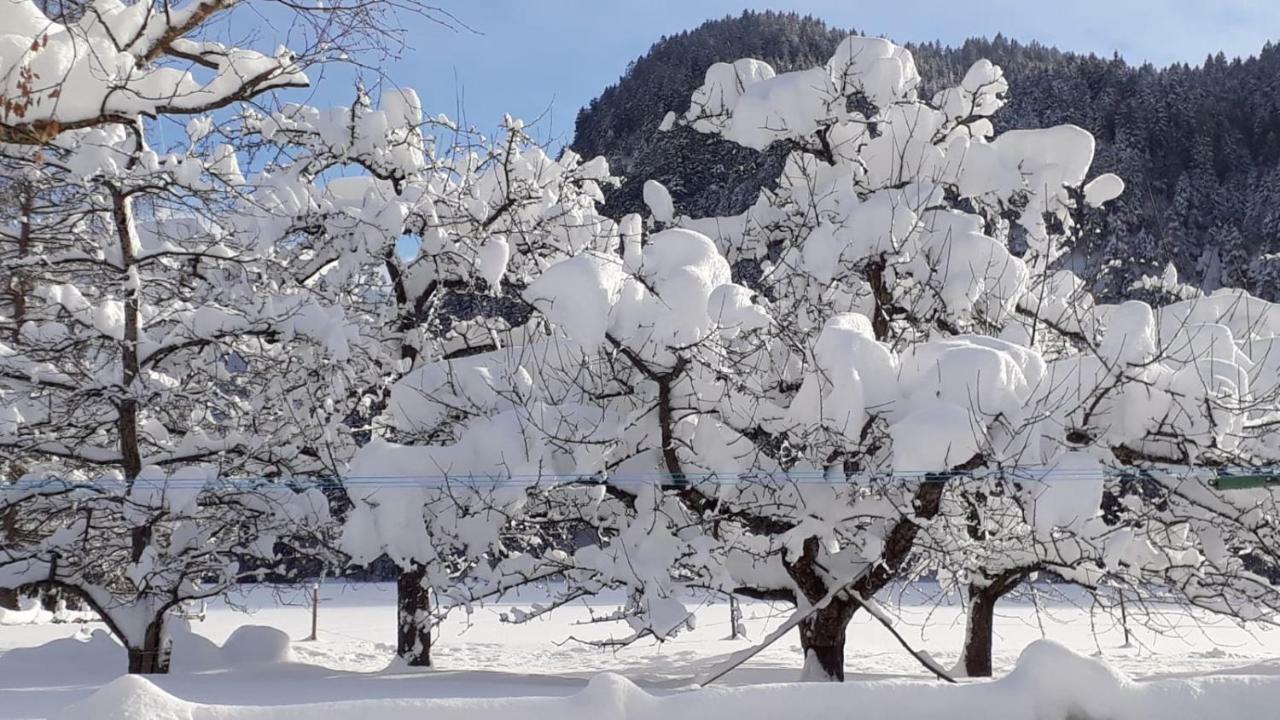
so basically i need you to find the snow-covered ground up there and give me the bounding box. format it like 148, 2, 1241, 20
3, 582, 1279, 719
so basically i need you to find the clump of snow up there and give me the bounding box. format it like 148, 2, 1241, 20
0, 0, 307, 130
828, 36, 919, 108
220, 626, 295, 666
524, 252, 629, 348
644, 180, 676, 223
1084, 173, 1125, 206
634, 228, 736, 349
686, 58, 777, 137
715, 67, 835, 150
340, 473, 434, 569
1003, 640, 1132, 719
1019, 452, 1105, 537
0, 604, 48, 626
475, 235, 511, 292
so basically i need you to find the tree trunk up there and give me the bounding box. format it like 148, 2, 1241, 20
111, 186, 143, 483
785, 537, 859, 682
959, 572, 1025, 677
126, 616, 171, 674
0, 423, 22, 612
797, 600, 855, 681
782, 467, 980, 681
865, 257, 892, 342
110, 181, 165, 676
6, 187, 32, 344
396, 563, 432, 667
961, 582, 999, 677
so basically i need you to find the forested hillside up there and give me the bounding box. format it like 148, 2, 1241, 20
572, 11, 1280, 300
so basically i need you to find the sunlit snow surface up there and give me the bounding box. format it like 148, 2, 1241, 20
2, 582, 1278, 719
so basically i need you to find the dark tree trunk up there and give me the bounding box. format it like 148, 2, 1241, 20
782, 466, 980, 682
126, 616, 171, 674
962, 583, 999, 677
113, 186, 159, 675
396, 563, 432, 667
866, 258, 892, 342
2, 504, 22, 611
960, 571, 1025, 677
797, 600, 855, 681
7, 189, 31, 344
111, 188, 143, 484
785, 537, 858, 682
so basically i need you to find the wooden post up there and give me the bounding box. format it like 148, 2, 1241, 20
729, 594, 742, 640
306, 583, 319, 642
1119, 590, 1131, 648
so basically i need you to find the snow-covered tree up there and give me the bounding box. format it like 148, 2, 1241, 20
571, 36, 1129, 681
357, 36, 1280, 683
238, 85, 626, 665
0, 126, 361, 671
648, 38, 1280, 681
0, 0, 433, 673
0, 471, 334, 673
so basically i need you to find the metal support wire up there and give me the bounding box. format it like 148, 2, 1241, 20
3, 468, 1278, 490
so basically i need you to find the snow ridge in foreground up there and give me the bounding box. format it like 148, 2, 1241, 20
56, 641, 1280, 720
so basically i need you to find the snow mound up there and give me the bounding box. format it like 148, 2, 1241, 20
0, 624, 294, 683
55, 640, 1280, 720
0, 629, 124, 682
55, 675, 191, 720
0, 597, 98, 626
171, 621, 228, 672
220, 625, 295, 666
569, 672, 655, 716
0, 603, 53, 626
1005, 640, 1131, 718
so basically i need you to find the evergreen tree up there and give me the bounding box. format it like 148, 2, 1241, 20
572, 11, 1280, 302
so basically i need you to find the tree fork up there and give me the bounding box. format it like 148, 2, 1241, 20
785, 537, 858, 681
960, 570, 1027, 677
126, 616, 172, 675
783, 458, 983, 681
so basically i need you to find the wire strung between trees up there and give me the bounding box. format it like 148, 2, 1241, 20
6, 467, 1268, 489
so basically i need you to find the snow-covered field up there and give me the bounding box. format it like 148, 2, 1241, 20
3, 582, 1279, 719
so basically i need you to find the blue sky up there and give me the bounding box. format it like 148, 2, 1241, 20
293, 1, 1280, 145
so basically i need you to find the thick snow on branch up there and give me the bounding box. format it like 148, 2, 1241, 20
0, 0, 306, 141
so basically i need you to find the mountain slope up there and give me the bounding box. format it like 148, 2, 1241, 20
571, 11, 1280, 300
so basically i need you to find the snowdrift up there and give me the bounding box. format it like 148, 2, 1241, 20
0, 604, 57, 626
0, 602, 96, 626
0, 625, 294, 682
55, 641, 1280, 720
